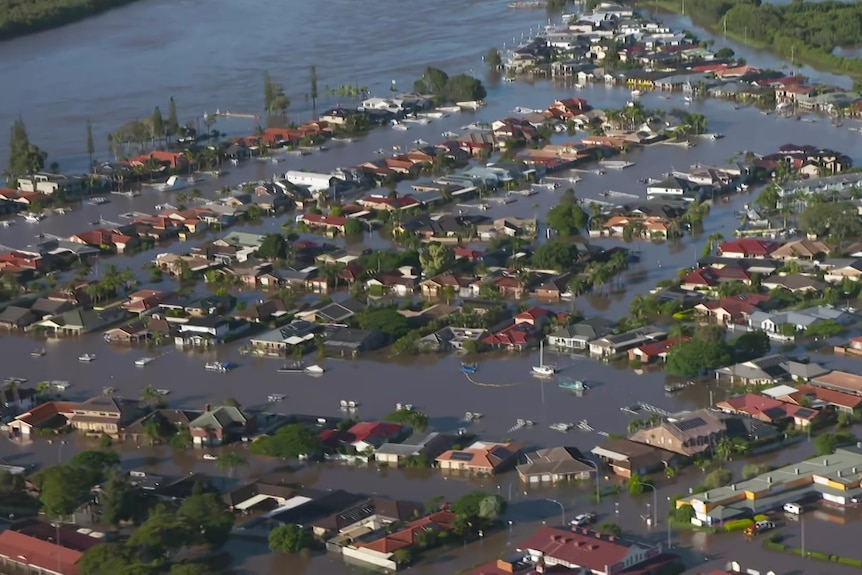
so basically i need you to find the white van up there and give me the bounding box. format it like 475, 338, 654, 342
783, 502, 803, 515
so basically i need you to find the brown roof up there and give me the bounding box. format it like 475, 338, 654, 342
789, 385, 862, 410
436, 442, 522, 471
0, 529, 84, 575
14, 401, 76, 427
812, 371, 862, 395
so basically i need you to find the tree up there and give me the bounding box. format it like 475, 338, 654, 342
249, 423, 321, 459
754, 183, 780, 212
38, 465, 92, 517
167, 97, 179, 141
70, 449, 120, 481
86, 120, 95, 171
485, 47, 502, 69
151, 106, 165, 143
702, 468, 733, 489
595, 522, 622, 536
7, 116, 47, 183
451, 492, 506, 519
100, 471, 137, 527
263, 71, 290, 114
269, 524, 311, 554
384, 408, 429, 432
414, 66, 450, 95
343, 218, 363, 235
139, 384, 163, 406
666, 338, 732, 376
730, 330, 770, 362
256, 233, 288, 260
546, 202, 588, 236
178, 483, 234, 549
715, 47, 735, 59
532, 241, 579, 271
79, 543, 137, 575
419, 242, 454, 276
715, 436, 746, 462
478, 495, 503, 520
806, 319, 846, 339
356, 307, 411, 340
799, 201, 861, 240
310, 66, 319, 113
628, 473, 647, 495
263, 71, 275, 111
128, 504, 191, 559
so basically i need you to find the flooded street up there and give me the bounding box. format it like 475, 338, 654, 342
3, 1, 862, 573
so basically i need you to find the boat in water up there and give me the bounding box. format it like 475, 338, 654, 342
154, 175, 194, 193
460, 363, 478, 374
305, 364, 325, 375
559, 379, 588, 391
531, 341, 556, 376
441, 131, 459, 139
267, 394, 286, 403
436, 105, 461, 113
665, 381, 694, 393
550, 422, 574, 432
277, 361, 305, 373
135, 357, 155, 367
456, 100, 485, 110
21, 212, 45, 223
600, 160, 635, 170
391, 120, 409, 131
465, 411, 483, 421
205, 361, 232, 373
78, 353, 96, 363
31, 347, 46, 357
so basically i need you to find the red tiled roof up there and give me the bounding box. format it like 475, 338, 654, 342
301, 213, 347, 227
515, 306, 551, 322
0, 529, 84, 575
361, 195, 421, 209
518, 526, 651, 572
790, 385, 862, 410
635, 337, 689, 357
483, 323, 534, 347
14, 401, 76, 427
356, 511, 457, 554
347, 421, 403, 444
718, 238, 780, 256
718, 393, 817, 421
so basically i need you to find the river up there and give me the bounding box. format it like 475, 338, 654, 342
3, 1, 862, 573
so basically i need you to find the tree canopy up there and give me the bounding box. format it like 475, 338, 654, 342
799, 200, 861, 240
249, 423, 321, 459
419, 243, 454, 276
546, 202, 588, 236
36, 464, 93, 518
355, 306, 411, 340
6, 116, 47, 184
413, 67, 486, 102
0, 0, 139, 42
269, 524, 312, 554
256, 233, 288, 260
531, 241, 579, 271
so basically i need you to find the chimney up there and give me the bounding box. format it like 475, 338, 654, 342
794, 468, 799, 475
731, 485, 736, 491
838, 470, 843, 477
824, 458, 829, 466
608, 535, 615, 542
204, 404, 212, 412
767, 476, 773, 484
854, 467, 858, 474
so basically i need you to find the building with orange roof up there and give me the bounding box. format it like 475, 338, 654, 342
342, 511, 456, 570
436, 440, 522, 475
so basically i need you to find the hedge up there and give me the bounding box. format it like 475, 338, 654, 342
723, 518, 753, 532
838, 557, 862, 567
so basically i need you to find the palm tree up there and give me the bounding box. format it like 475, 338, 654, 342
627, 418, 643, 435
715, 436, 748, 462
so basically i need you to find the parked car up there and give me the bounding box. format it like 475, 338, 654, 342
744, 520, 776, 536
570, 512, 598, 527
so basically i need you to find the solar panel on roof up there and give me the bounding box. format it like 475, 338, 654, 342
490, 447, 511, 459
675, 417, 706, 431
795, 408, 816, 418
450, 452, 474, 461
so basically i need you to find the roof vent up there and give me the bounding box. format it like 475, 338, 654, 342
767, 476, 773, 484
731, 484, 736, 491
854, 467, 858, 474
838, 470, 843, 477
824, 459, 829, 466
795, 468, 799, 475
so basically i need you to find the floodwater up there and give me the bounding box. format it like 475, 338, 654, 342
4, 1, 862, 573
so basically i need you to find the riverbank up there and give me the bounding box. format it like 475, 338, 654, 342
0, 0, 141, 42
637, 0, 862, 84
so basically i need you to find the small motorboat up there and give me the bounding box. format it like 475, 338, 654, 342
31, 348, 46, 357
277, 362, 304, 374
441, 131, 459, 138
550, 422, 573, 432
304, 364, 325, 374
465, 411, 483, 421
135, 357, 154, 367
559, 379, 588, 391
267, 394, 286, 403
460, 363, 478, 374
156, 389, 170, 396
205, 361, 232, 373
78, 353, 96, 363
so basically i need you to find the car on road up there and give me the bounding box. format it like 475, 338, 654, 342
570, 512, 598, 527
202, 454, 217, 461
744, 520, 776, 536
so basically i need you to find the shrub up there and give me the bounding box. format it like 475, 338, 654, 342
702, 468, 733, 490
723, 518, 753, 532
809, 551, 830, 561
753, 514, 768, 522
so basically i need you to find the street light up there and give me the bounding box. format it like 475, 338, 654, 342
584, 459, 601, 503
666, 496, 673, 548
546, 498, 566, 526
641, 482, 658, 527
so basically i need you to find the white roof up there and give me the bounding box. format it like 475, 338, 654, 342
761, 384, 799, 399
